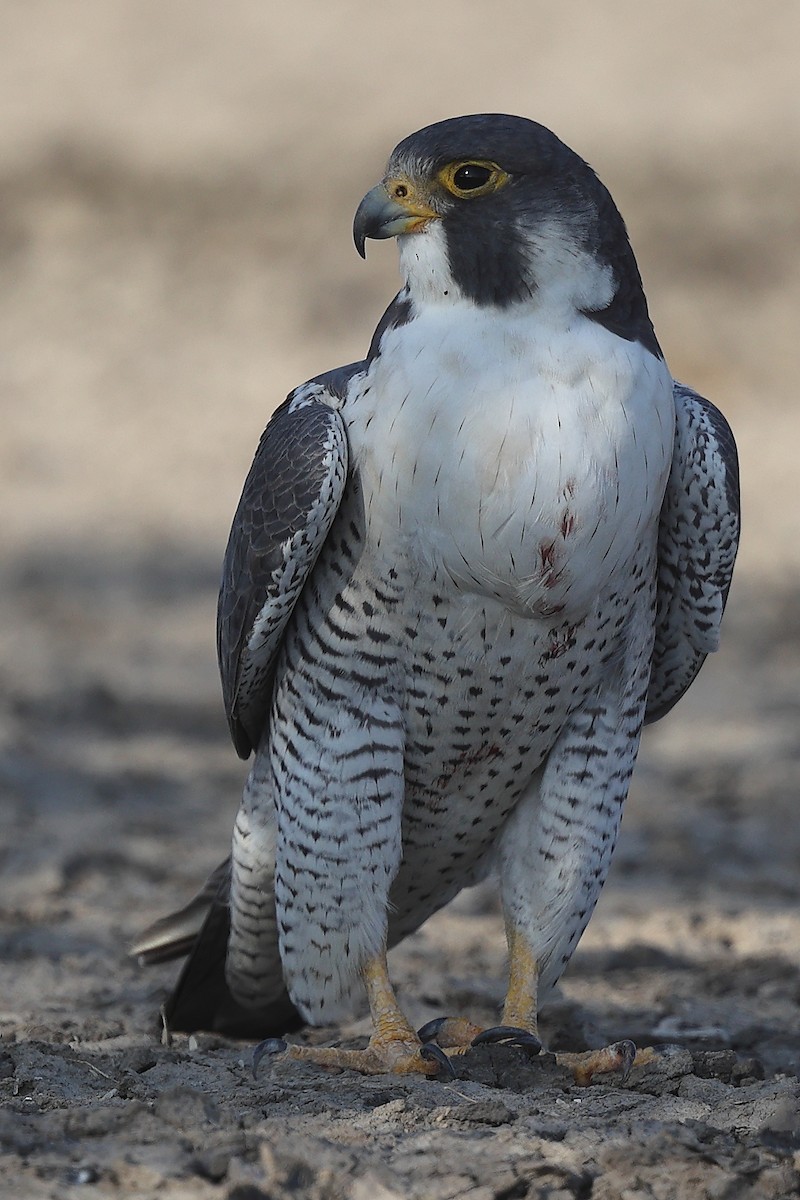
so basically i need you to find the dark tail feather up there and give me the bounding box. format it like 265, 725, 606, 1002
133, 858, 302, 1040
164, 897, 303, 1039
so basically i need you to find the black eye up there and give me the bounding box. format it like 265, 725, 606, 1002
453, 163, 493, 191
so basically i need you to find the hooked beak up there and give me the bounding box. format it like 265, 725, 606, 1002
353, 180, 439, 258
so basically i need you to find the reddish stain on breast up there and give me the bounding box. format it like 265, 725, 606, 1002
436, 743, 502, 789
539, 540, 561, 589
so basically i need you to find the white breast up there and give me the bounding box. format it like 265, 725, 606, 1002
345, 299, 674, 621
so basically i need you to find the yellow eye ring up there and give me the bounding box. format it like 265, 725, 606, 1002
437, 159, 509, 198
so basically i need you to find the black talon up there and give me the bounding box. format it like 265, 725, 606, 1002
417, 1017, 448, 1044
252, 1037, 288, 1078
472, 1026, 542, 1055
612, 1039, 637, 1082
420, 1042, 456, 1080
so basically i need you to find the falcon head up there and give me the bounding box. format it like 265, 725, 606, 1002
353, 113, 648, 326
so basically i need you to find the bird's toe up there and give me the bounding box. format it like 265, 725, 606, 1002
419, 1042, 456, 1080
471, 1025, 543, 1055
252, 1037, 289, 1078
251, 1034, 452, 1079
557, 1038, 653, 1086
417, 1015, 485, 1049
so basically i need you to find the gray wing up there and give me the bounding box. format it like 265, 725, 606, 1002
645, 382, 740, 724
218, 370, 357, 757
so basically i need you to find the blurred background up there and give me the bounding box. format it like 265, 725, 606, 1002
1, 0, 799, 1051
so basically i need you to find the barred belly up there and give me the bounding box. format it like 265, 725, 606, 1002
267, 489, 657, 1005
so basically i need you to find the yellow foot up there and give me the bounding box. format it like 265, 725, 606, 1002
557, 1040, 657, 1086
417, 1018, 656, 1087
253, 1035, 454, 1079
417, 1016, 484, 1049
417, 1017, 542, 1056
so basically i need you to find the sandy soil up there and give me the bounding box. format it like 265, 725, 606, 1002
1, 3, 799, 1197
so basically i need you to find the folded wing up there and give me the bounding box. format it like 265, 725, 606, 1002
646, 383, 740, 723
218, 383, 350, 757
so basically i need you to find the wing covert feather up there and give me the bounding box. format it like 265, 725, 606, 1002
645, 383, 740, 723
217, 385, 349, 757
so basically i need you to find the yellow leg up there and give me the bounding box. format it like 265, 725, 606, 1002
501, 924, 654, 1085
254, 947, 447, 1077
420, 921, 654, 1085
500, 921, 540, 1034
255, 933, 659, 1084
417, 922, 541, 1054
360, 951, 437, 1071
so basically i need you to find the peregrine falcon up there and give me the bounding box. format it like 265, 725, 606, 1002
136, 114, 740, 1079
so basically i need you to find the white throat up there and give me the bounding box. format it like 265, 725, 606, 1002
397, 221, 469, 306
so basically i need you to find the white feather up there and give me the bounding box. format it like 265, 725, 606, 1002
345, 257, 674, 623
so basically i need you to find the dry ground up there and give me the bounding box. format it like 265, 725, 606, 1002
1, 3, 799, 1197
